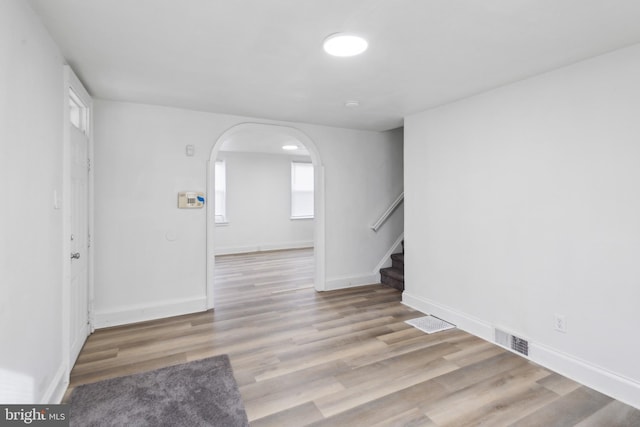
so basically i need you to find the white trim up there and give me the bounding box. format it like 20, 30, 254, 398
402, 292, 640, 410
325, 273, 379, 291
93, 296, 208, 329
215, 241, 313, 256
374, 233, 404, 273
402, 292, 493, 340
40, 364, 67, 404
315, 164, 326, 290
531, 343, 640, 409
87, 86, 95, 335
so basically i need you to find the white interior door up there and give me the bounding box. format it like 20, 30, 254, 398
69, 117, 89, 366
68, 85, 90, 367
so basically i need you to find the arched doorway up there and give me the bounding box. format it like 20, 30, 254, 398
206, 123, 325, 308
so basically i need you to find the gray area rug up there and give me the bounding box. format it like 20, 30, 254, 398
70, 355, 249, 427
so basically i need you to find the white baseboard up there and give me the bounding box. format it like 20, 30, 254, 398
402, 292, 640, 410
325, 273, 379, 291
215, 241, 313, 256
94, 296, 208, 329
41, 363, 67, 404
531, 342, 640, 409
402, 292, 494, 340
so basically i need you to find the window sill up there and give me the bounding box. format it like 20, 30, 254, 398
215, 221, 230, 227
290, 216, 314, 220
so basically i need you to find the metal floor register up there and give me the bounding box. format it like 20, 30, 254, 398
405, 315, 456, 334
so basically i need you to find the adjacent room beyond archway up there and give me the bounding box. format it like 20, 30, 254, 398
206, 124, 325, 309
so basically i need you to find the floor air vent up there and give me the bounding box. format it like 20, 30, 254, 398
406, 315, 456, 334
495, 328, 529, 356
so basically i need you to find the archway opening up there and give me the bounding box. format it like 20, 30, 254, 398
206, 123, 325, 308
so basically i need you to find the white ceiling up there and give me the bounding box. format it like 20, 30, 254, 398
28, 0, 640, 132
220, 128, 310, 157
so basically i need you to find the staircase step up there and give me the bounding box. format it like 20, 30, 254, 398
381, 267, 403, 280
391, 253, 404, 271
380, 266, 404, 291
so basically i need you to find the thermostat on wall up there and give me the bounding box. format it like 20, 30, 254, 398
178, 191, 205, 208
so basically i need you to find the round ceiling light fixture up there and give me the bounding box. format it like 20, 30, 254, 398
323, 33, 368, 57
282, 144, 299, 151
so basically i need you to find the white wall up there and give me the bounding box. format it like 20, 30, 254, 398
215, 151, 313, 255
0, 1, 67, 403
93, 100, 403, 326
404, 43, 640, 408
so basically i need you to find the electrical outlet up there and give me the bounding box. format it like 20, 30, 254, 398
554, 314, 567, 333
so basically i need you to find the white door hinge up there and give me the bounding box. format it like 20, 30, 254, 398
87, 158, 91, 172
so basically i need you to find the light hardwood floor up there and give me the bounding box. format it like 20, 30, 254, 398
67, 248, 640, 426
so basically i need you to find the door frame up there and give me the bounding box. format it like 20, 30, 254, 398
62, 65, 94, 377
206, 123, 326, 309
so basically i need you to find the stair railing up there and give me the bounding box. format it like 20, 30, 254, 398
370, 192, 404, 232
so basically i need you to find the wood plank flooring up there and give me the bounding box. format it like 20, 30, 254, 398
66, 248, 640, 426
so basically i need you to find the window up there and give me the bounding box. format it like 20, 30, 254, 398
69, 88, 88, 132
215, 160, 227, 223
291, 162, 314, 218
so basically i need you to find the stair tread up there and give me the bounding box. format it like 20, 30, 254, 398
391, 253, 404, 262
381, 247, 405, 291
380, 272, 404, 291
380, 266, 404, 280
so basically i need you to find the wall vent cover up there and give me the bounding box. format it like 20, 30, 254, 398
495, 328, 529, 356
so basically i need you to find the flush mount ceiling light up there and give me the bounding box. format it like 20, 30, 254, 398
323, 33, 368, 57
282, 145, 299, 151
345, 100, 360, 108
